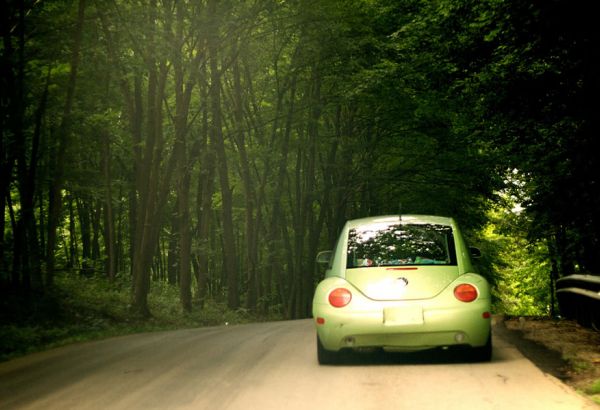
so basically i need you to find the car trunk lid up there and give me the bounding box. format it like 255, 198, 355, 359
345, 266, 459, 301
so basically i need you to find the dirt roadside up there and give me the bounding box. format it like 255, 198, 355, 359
496, 316, 600, 404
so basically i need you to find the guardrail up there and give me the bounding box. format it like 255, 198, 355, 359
556, 274, 600, 330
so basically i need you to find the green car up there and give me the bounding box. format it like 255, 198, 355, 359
312, 215, 492, 364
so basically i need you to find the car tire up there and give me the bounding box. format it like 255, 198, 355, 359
317, 335, 339, 365
471, 333, 492, 362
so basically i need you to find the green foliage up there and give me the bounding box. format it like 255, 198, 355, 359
482, 206, 552, 316
3, 0, 599, 340
584, 379, 600, 396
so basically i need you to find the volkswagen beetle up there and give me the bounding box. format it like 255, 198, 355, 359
312, 215, 492, 364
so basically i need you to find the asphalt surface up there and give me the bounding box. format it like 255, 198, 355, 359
0, 319, 596, 410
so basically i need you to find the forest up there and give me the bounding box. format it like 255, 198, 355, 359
1, 0, 599, 349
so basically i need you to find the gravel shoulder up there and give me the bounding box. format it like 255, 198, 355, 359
498, 316, 600, 405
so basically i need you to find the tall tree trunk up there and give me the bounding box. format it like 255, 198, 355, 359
264, 38, 303, 314
167, 212, 178, 286
299, 66, 322, 318
0, 0, 15, 282
68, 195, 77, 269
101, 130, 116, 280
195, 146, 215, 309
46, 0, 86, 286
76, 196, 91, 273
208, 0, 238, 309
171, 0, 202, 312
126, 0, 179, 316
2, 0, 43, 290
127, 75, 143, 278
267, 73, 298, 316
12, 65, 49, 290
130, 57, 173, 316
231, 49, 259, 311
177, 170, 192, 312
91, 201, 101, 263
242, 61, 268, 312
195, 85, 214, 309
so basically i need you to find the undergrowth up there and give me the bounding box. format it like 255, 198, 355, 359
584, 379, 600, 404
0, 272, 283, 362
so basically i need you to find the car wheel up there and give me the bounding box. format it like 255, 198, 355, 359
317, 335, 339, 365
471, 333, 492, 362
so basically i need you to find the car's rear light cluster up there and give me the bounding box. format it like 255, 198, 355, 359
454, 284, 478, 302
329, 288, 352, 307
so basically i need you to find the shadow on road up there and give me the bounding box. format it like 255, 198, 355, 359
325, 347, 496, 366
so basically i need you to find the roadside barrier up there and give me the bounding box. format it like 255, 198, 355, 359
556, 274, 600, 330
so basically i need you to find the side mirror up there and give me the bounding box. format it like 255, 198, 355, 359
469, 247, 482, 259
316, 250, 333, 266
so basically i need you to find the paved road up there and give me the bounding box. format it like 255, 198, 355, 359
0, 319, 595, 410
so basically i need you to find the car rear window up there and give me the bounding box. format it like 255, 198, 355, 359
346, 223, 457, 268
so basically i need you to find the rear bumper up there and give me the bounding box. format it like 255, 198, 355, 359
314, 299, 491, 352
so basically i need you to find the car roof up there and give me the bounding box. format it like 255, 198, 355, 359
346, 215, 454, 229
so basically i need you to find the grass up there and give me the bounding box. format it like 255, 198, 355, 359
0, 272, 283, 362
584, 379, 600, 404
585, 379, 600, 395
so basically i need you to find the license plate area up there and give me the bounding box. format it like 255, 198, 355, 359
383, 306, 423, 326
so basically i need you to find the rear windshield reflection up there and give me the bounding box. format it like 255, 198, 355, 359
346, 223, 457, 268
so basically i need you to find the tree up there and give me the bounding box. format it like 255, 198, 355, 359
4, 0, 595, 324
402, 0, 600, 275
46, 0, 87, 287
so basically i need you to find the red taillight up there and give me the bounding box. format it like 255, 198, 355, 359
329, 288, 352, 308
454, 284, 478, 302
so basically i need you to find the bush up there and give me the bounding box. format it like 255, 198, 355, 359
0, 271, 282, 362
